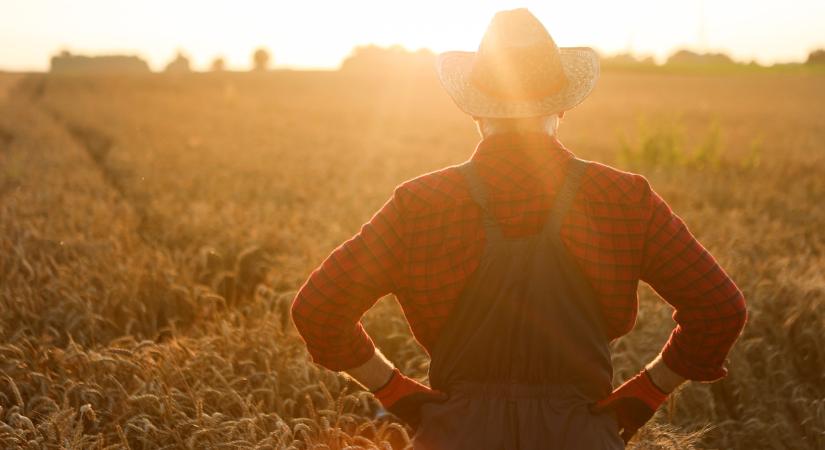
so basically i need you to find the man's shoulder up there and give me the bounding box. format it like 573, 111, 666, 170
390, 159, 654, 214
393, 165, 469, 214
579, 159, 651, 205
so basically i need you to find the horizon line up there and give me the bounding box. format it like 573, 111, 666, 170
3, 43, 823, 73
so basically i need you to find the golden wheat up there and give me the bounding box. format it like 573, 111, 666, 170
0, 69, 823, 449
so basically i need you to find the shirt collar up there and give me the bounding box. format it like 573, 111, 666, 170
470, 132, 573, 163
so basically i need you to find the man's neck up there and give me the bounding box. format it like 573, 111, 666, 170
480, 130, 556, 140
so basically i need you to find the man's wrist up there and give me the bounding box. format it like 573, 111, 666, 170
343, 348, 396, 392
371, 368, 399, 394
643, 368, 669, 395
645, 354, 686, 394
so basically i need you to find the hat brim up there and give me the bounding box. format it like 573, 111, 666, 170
436, 47, 599, 118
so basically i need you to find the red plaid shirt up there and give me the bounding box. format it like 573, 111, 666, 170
291, 133, 747, 381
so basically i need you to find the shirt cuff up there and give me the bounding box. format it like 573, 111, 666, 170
660, 339, 729, 382
305, 327, 377, 372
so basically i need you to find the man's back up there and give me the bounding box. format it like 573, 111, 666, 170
395, 133, 651, 349
292, 132, 745, 383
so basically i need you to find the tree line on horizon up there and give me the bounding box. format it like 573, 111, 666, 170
48, 45, 825, 75
50, 47, 273, 74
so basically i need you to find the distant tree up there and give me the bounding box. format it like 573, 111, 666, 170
165, 52, 191, 73
252, 48, 271, 71
211, 56, 226, 72
601, 52, 656, 68
666, 49, 734, 66
806, 49, 825, 65
340, 45, 435, 75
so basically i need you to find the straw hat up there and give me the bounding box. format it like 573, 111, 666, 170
437, 8, 599, 118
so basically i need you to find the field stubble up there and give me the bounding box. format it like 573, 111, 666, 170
0, 70, 823, 449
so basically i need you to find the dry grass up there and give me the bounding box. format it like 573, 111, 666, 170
0, 69, 823, 449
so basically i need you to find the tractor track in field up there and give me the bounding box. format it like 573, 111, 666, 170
13, 74, 164, 246
43, 111, 277, 309
19, 81, 276, 307
44, 105, 162, 246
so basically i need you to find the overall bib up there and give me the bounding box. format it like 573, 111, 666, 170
413, 158, 624, 449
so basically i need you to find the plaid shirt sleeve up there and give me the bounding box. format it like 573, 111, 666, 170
290, 188, 406, 371
640, 182, 747, 382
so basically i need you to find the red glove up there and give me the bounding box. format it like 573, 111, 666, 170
372, 368, 448, 430
591, 369, 669, 443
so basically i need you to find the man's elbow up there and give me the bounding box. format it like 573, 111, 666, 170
712, 290, 748, 370
289, 291, 312, 340
730, 289, 748, 338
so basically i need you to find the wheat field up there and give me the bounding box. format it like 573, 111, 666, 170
0, 69, 824, 449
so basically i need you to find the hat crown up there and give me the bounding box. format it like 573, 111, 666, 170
470, 9, 568, 101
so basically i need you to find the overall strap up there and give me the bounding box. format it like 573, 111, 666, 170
544, 158, 588, 236
458, 162, 503, 241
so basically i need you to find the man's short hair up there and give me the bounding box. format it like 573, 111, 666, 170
475, 115, 560, 136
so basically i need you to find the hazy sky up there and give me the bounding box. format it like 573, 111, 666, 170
2, 0, 824, 71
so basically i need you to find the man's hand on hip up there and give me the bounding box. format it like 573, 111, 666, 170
372, 368, 448, 430
591, 368, 671, 444
343, 349, 447, 430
